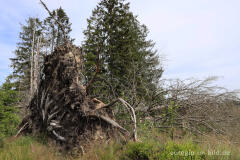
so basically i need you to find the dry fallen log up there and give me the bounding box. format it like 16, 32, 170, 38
18, 43, 137, 151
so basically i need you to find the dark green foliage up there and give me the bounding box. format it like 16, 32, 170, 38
121, 142, 162, 160
44, 7, 73, 53
0, 79, 20, 139
83, 0, 163, 106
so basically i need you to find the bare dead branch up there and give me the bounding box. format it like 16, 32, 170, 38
154, 77, 240, 138
15, 122, 29, 137
52, 130, 66, 141
94, 97, 138, 141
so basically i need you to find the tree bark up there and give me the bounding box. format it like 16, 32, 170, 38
30, 21, 36, 97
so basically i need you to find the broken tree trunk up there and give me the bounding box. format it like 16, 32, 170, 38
18, 43, 136, 151
30, 21, 36, 97
33, 35, 42, 92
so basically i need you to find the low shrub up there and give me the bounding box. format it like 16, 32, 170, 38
120, 141, 162, 160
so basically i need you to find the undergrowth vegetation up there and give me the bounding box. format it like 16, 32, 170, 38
1, 125, 239, 160
0, 79, 239, 160
0, 136, 64, 160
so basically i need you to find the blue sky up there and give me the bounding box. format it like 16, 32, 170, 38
0, 0, 239, 91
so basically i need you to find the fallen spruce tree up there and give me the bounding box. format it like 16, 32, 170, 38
17, 43, 137, 151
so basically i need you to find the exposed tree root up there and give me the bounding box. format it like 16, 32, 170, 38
18, 44, 137, 151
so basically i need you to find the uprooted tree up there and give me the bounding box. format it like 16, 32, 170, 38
15, 0, 138, 151
147, 77, 240, 140
17, 43, 137, 151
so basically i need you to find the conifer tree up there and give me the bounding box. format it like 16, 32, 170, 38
10, 17, 43, 91
83, 0, 163, 106
43, 7, 73, 53
10, 8, 73, 92
0, 78, 20, 138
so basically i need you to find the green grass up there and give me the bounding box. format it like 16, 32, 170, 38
0, 136, 68, 160
81, 137, 236, 160
0, 126, 239, 160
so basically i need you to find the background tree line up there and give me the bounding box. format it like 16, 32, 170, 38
8, 0, 164, 110
1, 0, 239, 142
10, 7, 72, 95
1, 0, 164, 138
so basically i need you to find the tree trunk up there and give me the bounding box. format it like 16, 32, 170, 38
30, 21, 36, 97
